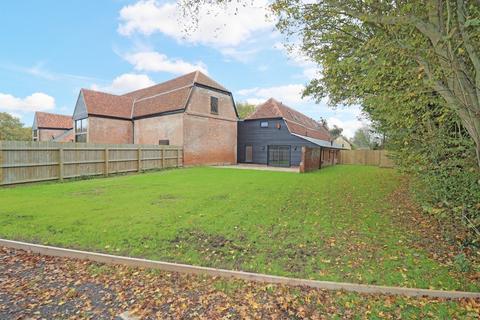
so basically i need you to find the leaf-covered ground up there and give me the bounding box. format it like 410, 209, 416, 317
1, 246, 479, 319
0, 166, 478, 291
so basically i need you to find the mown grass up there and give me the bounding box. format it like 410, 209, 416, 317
0, 165, 477, 292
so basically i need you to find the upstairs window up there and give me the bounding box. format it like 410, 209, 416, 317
260, 121, 269, 128
75, 118, 88, 142
210, 96, 218, 114
32, 129, 38, 141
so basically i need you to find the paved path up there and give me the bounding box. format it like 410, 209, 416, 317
213, 163, 299, 172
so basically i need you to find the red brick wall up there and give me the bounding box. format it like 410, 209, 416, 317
38, 129, 68, 141
134, 113, 184, 146
299, 147, 321, 173
183, 87, 237, 166
300, 147, 339, 173
88, 116, 133, 144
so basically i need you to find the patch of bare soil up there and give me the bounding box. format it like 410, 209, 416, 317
169, 229, 256, 269
387, 176, 480, 280
1, 247, 479, 319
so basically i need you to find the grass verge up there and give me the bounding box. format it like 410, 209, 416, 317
0, 165, 477, 291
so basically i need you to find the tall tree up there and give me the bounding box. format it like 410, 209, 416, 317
352, 126, 380, 149
178, 0, 480, 240
329, 125, 343, 139
236, 102, 256, 119
0, 112, 31, 141
180, 0, 480, 166
271, 0, 480, 167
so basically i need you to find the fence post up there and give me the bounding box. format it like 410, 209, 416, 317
161, 148, 164, 168
59, 147, 64, 181
137, 147, 142, 172
177, 148, 180, 167
104, 148, 109, 177
0, 143, 3, 185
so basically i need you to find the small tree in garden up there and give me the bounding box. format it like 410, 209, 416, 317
0, 112, 31, 141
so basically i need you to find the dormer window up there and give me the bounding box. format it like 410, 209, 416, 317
210, 96, 218, 114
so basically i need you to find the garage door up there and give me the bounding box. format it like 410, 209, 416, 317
268, 145, 291, 167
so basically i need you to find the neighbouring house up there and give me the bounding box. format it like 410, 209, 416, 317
237, 98, 342, 167
32, 112, 73, 142
334, 135, 352, 150
69, 70, 238, 166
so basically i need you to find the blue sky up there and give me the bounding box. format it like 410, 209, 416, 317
0, 0, 365, 137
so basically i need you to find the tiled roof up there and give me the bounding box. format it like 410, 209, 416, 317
81, 89, 134, 119
246, 98, 331, 141
80, 71, 228, 119
35, 112, 73, 129
292, 133, 343, 149
133, 87, 192, 118
124, 72, 197, 101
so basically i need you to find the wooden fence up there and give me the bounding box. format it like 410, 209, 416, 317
0, 141, 183, 186
338, 150, 394, 168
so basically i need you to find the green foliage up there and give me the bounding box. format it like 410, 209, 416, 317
328, 124, 343, 139
0, 166, 477, 290
271, 0, 480, 243
0, 112, 31, 141
352, 126, 382, 150
236, 102, 256, 119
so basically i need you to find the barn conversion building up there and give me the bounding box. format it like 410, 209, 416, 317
32, 112, 73, 142
237, 98, 342, 167
32, 72, 341, 169
32, 71, 238, 166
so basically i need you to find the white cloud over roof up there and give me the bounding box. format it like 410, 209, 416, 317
118, 0, 275, 47
91, 73, 155, 95
0, 92, 55, 113
124, 51, 208, 75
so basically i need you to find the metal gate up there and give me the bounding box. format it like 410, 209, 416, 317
267, 145, 291, 167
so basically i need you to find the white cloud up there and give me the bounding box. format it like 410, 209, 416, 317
91, 73, 155, 94
118, 0, 274, 47
327, 108, 368, 139
0, 92, 55, 113
274, 42, 320, 80
124, 51, 208, 74
220, 47, 261, 63
237, 84, 309, 106
1, 62, 104, 83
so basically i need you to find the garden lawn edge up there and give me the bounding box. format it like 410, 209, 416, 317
1, 238, 478, 299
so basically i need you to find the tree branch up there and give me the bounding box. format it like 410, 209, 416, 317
456, 0, 480, 106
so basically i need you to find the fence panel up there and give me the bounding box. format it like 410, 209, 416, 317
339, 150, 394, 168
0, 141, 183, 186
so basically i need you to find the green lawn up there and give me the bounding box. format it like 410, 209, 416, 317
0, 165, 477, 291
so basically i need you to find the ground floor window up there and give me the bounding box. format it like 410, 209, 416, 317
75, 134, 87, 143
75, 118, 88, 143
267, 145, 291, 167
